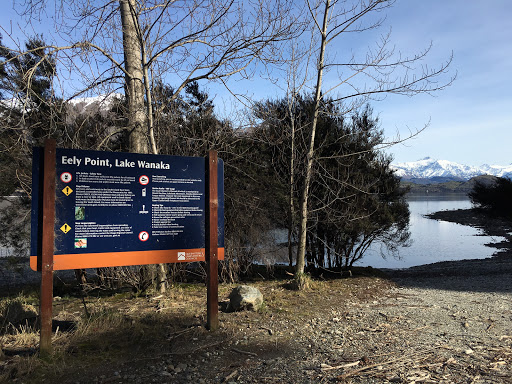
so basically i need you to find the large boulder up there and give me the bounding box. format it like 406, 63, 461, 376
228, 285, 263, 312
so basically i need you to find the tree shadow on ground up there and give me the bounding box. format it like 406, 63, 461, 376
383, 255, 512, 294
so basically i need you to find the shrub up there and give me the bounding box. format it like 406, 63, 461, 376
468, 177, 512, 218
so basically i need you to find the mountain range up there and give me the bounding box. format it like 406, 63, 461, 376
4, 94, 511, 184
391, 157, 512, 183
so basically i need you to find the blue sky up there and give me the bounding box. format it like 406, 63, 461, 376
1, 1, 511, 167
374, 1, 512, 166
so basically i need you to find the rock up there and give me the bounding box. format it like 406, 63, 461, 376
228, 285, 264, 312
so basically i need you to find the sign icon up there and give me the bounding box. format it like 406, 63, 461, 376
177, 252, 186, 261
60, 172, 72, 183
74, 238, 87, 249
142, 188, 146, 197
62, 186, 73, 196
139, 175, 149, 185
139, 205, 148, 214
138, 231, 149, 242
60, 223, 72, 234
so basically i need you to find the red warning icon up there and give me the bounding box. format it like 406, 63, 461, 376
139, 175, 149, 185
138, 231, 149, 242
60, 172, 72, 183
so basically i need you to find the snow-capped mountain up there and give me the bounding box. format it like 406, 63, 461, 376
67, 93, 124, 115
1, 93, 124, 116
391, 157, 512, 181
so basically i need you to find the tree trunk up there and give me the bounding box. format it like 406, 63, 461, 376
287, 98, 296, 267
120, 0, 166, 293
120, 0, 147, 154
295, 0, 330, 276
74, 269, 87, 289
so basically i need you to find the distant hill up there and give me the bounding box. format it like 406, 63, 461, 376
402, 175, 498, 195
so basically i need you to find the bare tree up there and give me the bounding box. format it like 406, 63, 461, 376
293, 0, 454, 277
251, 37, 314, 267
6, 0, 297, 151
3, 0, 298, 291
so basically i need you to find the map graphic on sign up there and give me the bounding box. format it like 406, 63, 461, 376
30, 147, 224, 271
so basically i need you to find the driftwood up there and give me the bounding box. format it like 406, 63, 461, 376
331, 345, 450, 380
223, 369, 238, 382
231, 347, 258, 357
321, 360, 360, 371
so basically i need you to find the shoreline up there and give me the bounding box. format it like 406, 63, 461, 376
1, 208, 511, 290
427, 207, 512, 258
385, 207, 512, 279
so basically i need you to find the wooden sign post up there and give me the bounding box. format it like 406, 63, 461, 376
40, 139, 56, 356
205, 150, 219, 331
32, 144, 223, 353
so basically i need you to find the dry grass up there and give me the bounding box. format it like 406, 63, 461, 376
0, 277, 396, 383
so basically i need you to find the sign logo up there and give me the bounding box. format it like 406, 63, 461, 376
139, 175, 149, 185
138, 231, 149, 242
62, 186, 73, 196
60, 172, 72, 183
60, 223, 72, 234
177, 252, 186, 261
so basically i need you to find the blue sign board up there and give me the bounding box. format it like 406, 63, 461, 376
31, 148, 224, 270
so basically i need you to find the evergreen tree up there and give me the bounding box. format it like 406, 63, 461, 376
254, 95, 410, 268
469, 177, 512, 219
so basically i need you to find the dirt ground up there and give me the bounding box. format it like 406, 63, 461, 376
0, 268, 509, 384
1, 207, 511, 383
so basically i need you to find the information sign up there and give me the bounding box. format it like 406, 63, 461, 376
30, 148, 224, 271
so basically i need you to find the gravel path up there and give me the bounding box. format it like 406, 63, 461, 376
61, 268, 510, 384
2, 205, 512, 383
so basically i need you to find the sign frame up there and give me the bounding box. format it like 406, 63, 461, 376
33, 140, 223, 354
31, 146, 224, 271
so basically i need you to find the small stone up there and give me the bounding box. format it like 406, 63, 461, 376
465, 349, 474, 355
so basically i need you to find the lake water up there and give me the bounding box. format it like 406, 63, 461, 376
355, 195, 506, 269
0, 195, 505, 269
